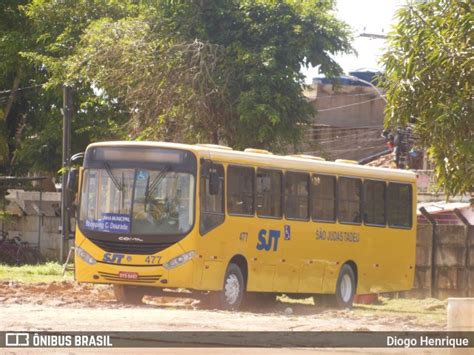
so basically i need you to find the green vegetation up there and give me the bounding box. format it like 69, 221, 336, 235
353, 297, 446, 325
279, 295, 446, 325
0, 262, 73, 282
382, 0, 473, 197
1, 0, 352, 175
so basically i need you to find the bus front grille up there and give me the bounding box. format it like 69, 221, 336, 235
88, 238, 174, 255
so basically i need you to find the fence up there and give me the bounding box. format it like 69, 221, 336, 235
409, 208, 473, 299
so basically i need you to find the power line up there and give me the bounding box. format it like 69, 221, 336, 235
313, 92, 381, 99
0, 84, 43, 96
315, 97, 385, 112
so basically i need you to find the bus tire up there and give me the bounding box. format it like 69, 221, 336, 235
313, 264, 356, 309
213, 263, 244, 310
113, 284, 145, 304
334, 264, 356, 308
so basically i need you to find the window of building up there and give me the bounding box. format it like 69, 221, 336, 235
285, 172, 309, 220
311, 174, 336, 222
256, 169, 282, 218
364, 180, 386, 226
200, 163, 225, 234
227, 165, 255, 216
338, 177, 362, 224
387, 183, 412, 228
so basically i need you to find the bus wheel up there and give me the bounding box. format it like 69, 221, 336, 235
213, 263, 244, 310
313, 265, 356, 309
335, 264, 356, 308
113, 285, 145, 304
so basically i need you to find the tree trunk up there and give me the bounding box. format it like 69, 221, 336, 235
3, 73, 21, 123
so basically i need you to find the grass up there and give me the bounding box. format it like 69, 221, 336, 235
278, 294, 446, 326
353, 296, 447, 325
0, 262, 74, 283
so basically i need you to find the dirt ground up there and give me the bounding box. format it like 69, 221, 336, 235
0, 280, 446, 332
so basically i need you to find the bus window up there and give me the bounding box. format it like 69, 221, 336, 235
387, 183, 412, 228
364, 180, 386, 226
227, 166, 255, 216
338, 177, 362, 224
200, 163, 225, 234
285, 172, 309, 220
256, 169, 282, 218
311, 174, 336, 222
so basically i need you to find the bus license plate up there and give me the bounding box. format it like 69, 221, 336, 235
118, 272, 138, 280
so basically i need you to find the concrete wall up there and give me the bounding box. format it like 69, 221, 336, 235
1, 189, 63, 259
2, 215, 62, 259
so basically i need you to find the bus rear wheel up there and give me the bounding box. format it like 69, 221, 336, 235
212, 263, 244, 310
314, 264, 356, 309
335, 264, 356, 308
113, 284, 145, 304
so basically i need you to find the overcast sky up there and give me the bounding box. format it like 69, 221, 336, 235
302, 0, 406, 83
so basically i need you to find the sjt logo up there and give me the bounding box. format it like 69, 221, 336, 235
256, 229, 280, 251
103, 253, 125, 264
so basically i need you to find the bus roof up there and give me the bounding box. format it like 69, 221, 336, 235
86, 141, 417, 183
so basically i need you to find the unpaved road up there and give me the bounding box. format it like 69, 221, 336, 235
0, 281, 445, 332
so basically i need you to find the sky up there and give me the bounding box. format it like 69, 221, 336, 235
302, 0, 407, 83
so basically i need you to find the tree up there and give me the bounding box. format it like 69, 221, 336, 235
0, 0, 134, 175
43, 0, 353, 151
0, 0, 37, 173
382, 0, 473, 197
3, 0, 352, 175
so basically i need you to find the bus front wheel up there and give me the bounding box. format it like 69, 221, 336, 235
113, 284, 145, 304
212, 263, 244, 310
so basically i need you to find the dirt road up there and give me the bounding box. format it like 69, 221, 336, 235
0, 281, 446, 332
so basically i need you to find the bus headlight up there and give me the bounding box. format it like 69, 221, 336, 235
75, 246, 96, 265
164, 251, 196, 270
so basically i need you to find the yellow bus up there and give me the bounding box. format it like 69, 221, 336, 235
72, 141, 416, 309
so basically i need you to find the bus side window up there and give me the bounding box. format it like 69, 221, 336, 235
200, 163, 225, 234
256, 169, 282, 218
387, 183, 412, 228
311, 174, 336, 222
338, 177, 362, 224
227, 165, 255, 216
363, 180, 386, 226
285, 172, 309, 220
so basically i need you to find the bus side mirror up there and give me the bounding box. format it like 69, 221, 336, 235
209, 171, 220, 195
66, 168, 79, 215
66, 168, 78, 191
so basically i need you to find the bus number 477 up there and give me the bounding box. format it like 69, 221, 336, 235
256, 229, 280, 252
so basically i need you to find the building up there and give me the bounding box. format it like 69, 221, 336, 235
299, 70, 388, 162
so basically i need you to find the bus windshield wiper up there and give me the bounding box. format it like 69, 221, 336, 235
145, 165, 170, 201
104, 162, 123, 191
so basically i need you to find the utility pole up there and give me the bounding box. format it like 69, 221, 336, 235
60, 85, 73, 262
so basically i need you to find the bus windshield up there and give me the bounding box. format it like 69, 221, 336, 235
79, 167, 195, 235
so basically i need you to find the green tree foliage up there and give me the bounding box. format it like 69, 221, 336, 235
2, 0, 352, 175
43, 0, 352, 150
382, 0, 473, 196
0, 0, 134, 175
